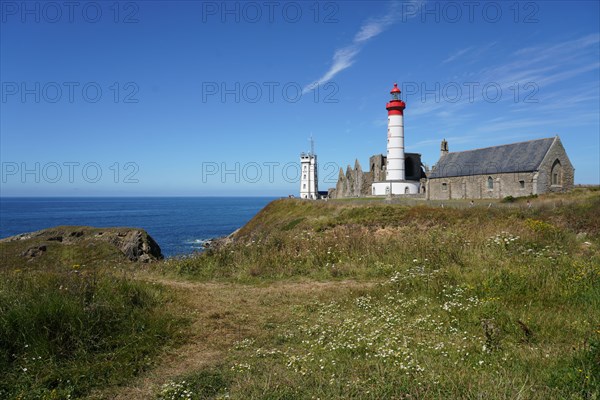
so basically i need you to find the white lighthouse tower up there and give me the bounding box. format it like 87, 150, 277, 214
372, 83, 420, 196
300, 137, 318, 199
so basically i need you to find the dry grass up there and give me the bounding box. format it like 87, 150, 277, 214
3, 190, 599, 399
89, 274, 376, 400
144, 189, 599, 399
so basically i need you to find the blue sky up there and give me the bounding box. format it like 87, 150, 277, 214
1, 0, 599, 196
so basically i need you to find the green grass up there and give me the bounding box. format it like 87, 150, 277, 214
155, 190, 600, 398
2, 191, 598, 398
156, 368, 230, 399
0, 270, 183, 399
161, 192, 600, 282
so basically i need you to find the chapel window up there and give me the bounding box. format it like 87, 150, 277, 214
551, 159, 562, 186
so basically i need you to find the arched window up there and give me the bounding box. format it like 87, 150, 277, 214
551, 159, 562, 186
404, 187, 410, 194
487, 176, 494, 190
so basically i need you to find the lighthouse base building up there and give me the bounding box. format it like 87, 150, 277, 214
370, 155, 424, 196
372, 180, 420, 196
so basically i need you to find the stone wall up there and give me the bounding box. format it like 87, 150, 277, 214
369, 154, 386, 182
536, 137, 575, 193
427, 172, 538, 200
426, 137, 575, 200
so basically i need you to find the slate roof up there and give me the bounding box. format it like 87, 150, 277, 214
428, 137, 555, 179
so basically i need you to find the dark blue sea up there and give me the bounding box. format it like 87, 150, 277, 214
0, 197, 276, 257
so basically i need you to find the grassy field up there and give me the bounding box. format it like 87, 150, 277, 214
0, 230, 184, 400
1, 189, 598, 399
151, 189, 599, 399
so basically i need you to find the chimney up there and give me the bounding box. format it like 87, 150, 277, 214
440, 139, 449, 158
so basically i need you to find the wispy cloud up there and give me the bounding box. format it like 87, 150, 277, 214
303, 1, 424, 94
442, 47, 473, 64
479, 34, 600, 89
408, 33, 599, 155
442, 42, 497, 65
421, 34, 600, 119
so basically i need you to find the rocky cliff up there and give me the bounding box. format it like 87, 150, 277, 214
0, 226, 163, 267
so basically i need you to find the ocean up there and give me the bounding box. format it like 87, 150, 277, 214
0, 197, 276, 257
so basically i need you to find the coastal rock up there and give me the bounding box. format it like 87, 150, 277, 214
1, 226, 163, 264
21, 245, 47, 258
115, 230, 163, 262
203, 228, 240, 250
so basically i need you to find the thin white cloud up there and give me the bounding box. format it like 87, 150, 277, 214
479, 34, 600, 88
442, 47, 473, 64
442, 42, 497, 65
408, 33, 599, 154
303, 1, 424, 94
535, 62, 600, 87
418, 34, 600, 121
514, 33, 600, 58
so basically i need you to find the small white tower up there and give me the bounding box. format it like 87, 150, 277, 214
300, 137, 318, 199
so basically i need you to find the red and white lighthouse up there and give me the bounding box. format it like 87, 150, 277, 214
386, 83, 406, 181
372, 83, 421, 196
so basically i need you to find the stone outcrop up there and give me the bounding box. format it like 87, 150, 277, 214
1, 226, 163, 263
203, 228, 240, 250
21, 245, 47, 259
113, 229, 163, 262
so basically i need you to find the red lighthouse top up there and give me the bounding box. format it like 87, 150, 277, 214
386, 83, 405, 116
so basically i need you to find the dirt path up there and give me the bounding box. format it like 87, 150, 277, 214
88, 275, 376, 400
